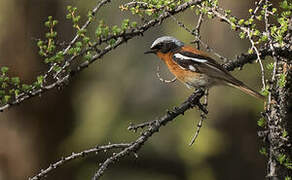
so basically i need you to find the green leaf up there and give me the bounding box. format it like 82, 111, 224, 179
14, 89, 20, 97
55, 51, 64, 63
257, 118, 266, 127
285, 161, 292, 169
253, 29, 260, 36
277, 154, 286, 165
224, 9, 231, 15
260, 35, 268, 42
278, 73, 286, 88
266, 63, 274, 70
45, 21, 50, 27
67, 5, 72, 11
238, 19, 245, 25
87, 10, 93, 20
283, 130, 288, 138
239, 32, 246, 39
109, 39, 116, 46
75, 41, 83, 47
112, 25, 121, 35
280, 1, 289, 9
53, 65, 62, 72
259, 147, 267, 156
83, 36, 90, 44
73, 16, 81, 23
77, 29, 87, 35
195, 9, 200, 15
11, 77, 20, 86
22, 84, 32, 91
256, 15, 262, 21
229, 17, 236, 23
131, 21, 137, 28
3, 95, 10, 103
1, 82, 7, 88
0, 90, 5, 97
37, 40, 43, 47
37, 75, 44, 86
84, 52, 93, 61
66, 14, 72, 19
261, 85, 269, 96
1, 67, 9, 74
230, 23, 236, 30
121, 19, 130, 30
53, 20, 58, 26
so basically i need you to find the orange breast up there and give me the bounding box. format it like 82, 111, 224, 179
156, 51, 213, 88
156, 52, 197, 82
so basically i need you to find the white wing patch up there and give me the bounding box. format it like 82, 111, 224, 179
173, 53, 207, 63
188, 65, 196, 71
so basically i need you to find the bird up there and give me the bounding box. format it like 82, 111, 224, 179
144, 36, 265, 100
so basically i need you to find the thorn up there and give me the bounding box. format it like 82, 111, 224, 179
166, 109, 173, 115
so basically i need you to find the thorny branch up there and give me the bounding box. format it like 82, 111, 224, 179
193, 13, 204, 49
28, 34, 292, 180
264, 1, 279, 178
170, 13, 231, 62
1, 0, 291, 113
47, 0, 112, 80
30, 89, 206, 180
261, 1, 292, 179
91, 90, 207, 180
199, 2, 268, 89
0, 0, 204, 112
2, 0, 291, 179
29, 143, 130, 180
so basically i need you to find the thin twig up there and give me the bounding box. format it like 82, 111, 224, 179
156, 65, 177, 83
247, 30, 266, 89
189, 89, 208, 146
128, 120, 157, 131
52, 0, 112, 79
29, 143, 130, 180
170, 14, 230, 62
263, 1, 279, 178
0, 0, 204, 112
91, 89, 206, 180
193, 13, 204, 49
199, 3, 266, 88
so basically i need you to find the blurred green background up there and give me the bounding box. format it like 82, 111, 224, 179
0, 0, 268, 180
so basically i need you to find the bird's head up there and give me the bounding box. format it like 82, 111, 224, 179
144, 36, 184, 55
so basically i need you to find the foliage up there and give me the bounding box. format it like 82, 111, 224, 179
0, 0, 291, 179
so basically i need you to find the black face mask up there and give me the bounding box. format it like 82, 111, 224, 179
160, 43, 181, 53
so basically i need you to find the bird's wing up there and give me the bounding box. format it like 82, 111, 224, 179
172, 50, 244, 86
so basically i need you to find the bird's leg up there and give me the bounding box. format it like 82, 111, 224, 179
188, 88, 207, 109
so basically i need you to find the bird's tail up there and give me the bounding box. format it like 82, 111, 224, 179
227, 82, 265, 100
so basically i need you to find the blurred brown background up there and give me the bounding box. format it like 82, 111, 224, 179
0, 0, 268, 180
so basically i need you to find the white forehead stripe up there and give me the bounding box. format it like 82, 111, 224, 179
174, 53, 207, 63
151, 36, 184, 49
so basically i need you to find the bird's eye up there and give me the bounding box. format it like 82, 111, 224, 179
151, 44, 161, 50
160, 43, 171, 53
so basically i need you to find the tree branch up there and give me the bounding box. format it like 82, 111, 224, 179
29, 143, 130, 180
29, 89, 206, 180
0, 0, 203, 113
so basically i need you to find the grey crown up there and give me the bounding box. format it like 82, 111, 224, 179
150, 36, 184, 49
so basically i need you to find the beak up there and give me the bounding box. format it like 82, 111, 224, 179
144, 49, 157, 54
